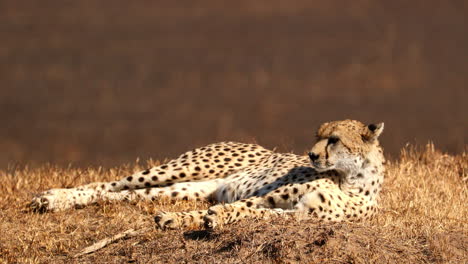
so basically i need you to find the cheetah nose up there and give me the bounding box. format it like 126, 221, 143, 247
308, 152, 319, 162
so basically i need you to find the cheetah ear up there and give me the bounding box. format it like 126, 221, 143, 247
316, 122, 330, 139
362, 122, 384, 142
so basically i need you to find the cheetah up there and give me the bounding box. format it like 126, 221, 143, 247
30, 120, 385, 229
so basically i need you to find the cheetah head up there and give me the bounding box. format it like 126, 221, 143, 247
308, 120, 384, 173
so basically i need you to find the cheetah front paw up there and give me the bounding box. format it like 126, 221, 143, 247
203, 205, 228, 229
154, 212, 181, 230
203, 210, 218, 229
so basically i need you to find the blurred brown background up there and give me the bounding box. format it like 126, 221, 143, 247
0, 1, 466, 168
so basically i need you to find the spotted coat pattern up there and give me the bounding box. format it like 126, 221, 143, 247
30, 120, 386, 229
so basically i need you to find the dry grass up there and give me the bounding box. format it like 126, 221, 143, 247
0, 144, 466, 263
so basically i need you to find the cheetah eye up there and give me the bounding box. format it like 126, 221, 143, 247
328, 137, 339, 145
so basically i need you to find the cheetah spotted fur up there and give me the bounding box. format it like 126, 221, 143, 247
30, 120, 385, 229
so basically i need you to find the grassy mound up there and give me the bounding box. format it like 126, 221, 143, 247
0, 144, 466, 263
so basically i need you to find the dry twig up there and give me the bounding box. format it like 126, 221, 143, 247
73, 228, 150, 258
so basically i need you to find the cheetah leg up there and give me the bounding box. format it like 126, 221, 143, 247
155, 195, 295, 230
202, 197, 295, 229
103, 180, 222, 202
154, 210, 209, 230
31, 142, 272, 212
201, 183, 332, 228
29, 182, 108, 212
154, 206, 290, 230
30, 180, 222, 213
154, 196, 265, 230
154, 206, 289, 230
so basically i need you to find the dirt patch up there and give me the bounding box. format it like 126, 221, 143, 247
69, 220, 466, 263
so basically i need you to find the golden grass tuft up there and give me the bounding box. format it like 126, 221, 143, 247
0, 144, 466, 263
